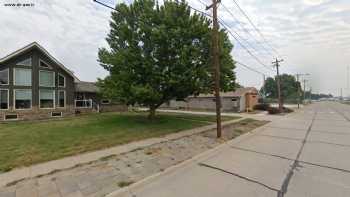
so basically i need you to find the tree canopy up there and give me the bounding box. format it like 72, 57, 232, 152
261, 74, 301, 101
97, 0, 236, 118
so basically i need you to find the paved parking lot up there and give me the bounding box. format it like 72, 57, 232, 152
112, 102, 350, 197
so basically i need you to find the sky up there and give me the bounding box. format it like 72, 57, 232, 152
0, 0, 350, 96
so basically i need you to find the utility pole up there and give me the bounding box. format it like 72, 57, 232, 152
309, 87, 312, 101
272, 58, 283, 112
262, 74, 266, 102
341, 88, 343, 100
347, 66, 349, 89
303, 79, 308, 102
206, 0, 221, 138
295, 73, 309, 108
347, 66, 349, 98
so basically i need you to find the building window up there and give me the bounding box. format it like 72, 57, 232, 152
101, 99, 111, 104
58, 74, 65, 87
14, 89, 32, 109
14, 68, 32, 86
39, 60, 51, 69
58, 90, 65, 108
0, 69, 9, 85
39, 70, 55, 87
40, 89, 55, 109
16, 57, 32, 66
51, 112, 62, 117
0, 89, 9, 110
5, 114, 18, 120
75, 99, 92, 108
76, 92, 85, 100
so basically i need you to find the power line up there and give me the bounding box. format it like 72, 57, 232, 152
236, 61, 271, 77
188, 4, 274, 76
220, 3, 274, 57
219, 19, 275, 72
231, 0, 280, 56
196, 0, 266, 57
188, 4, 212, 17
219, 17, 265, 60
190, 0, 274, 72
93, 0, 115, 10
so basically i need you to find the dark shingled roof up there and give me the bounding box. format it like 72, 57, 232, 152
191, 87, 258, 98
0, 42, 79, 82
75, 81, 99, 93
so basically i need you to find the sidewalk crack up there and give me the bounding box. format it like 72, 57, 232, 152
231, 145, 350, 174
278, 111, 318, 197
198, 163, 281, 193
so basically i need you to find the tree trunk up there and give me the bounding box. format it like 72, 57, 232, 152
148, 105, 156, 120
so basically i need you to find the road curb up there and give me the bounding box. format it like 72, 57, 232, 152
106, 122, 269, 197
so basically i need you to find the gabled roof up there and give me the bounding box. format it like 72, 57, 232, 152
0, 42, 79, 82
191, 87, 258, 98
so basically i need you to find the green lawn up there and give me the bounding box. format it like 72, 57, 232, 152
0, 112, 238, 172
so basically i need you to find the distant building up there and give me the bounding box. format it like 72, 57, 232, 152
162, 87, 259, 112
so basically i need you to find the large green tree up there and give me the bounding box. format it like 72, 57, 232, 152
261, 74, 301, 101
98, 0, 236, 119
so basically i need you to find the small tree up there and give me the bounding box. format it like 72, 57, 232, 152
261, 74, 301, 101
98, 0, 236, 119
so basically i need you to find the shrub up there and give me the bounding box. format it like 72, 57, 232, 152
253, 103, 271, 111
267, 106, 294, 114
267, 107, 280, 114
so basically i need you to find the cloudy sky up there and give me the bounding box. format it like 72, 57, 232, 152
1, 0, 350, 96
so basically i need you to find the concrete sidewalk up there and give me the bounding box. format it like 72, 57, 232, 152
109, 102, 350, 197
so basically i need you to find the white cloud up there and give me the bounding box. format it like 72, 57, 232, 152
1, 0, 350, 96
303, 0, 330, 6
0, 0, 111, 81
219, 0, 350, 96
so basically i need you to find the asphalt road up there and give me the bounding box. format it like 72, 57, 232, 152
110, 102, 350, 197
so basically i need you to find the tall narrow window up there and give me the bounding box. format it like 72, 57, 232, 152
15, 89, 32, 109
14, 68, 32, 86
0, 69, 9, 85
16, 57, 32, 66
39, 71, 55, 87
58, 90, 65, 108
58, 74, 65, 87
0, 89, 9, 110
40, 90, 55, 109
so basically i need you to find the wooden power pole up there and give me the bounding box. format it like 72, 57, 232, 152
303, 79, 308, 102
296, 74, 301, 109
262, 74, 266, 101
272, 58, 283, 112
347, 66, 349, 97
207, 0, 222, 138
295, 73, 309, 109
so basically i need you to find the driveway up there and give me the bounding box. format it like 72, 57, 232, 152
110, 102, 350, 197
